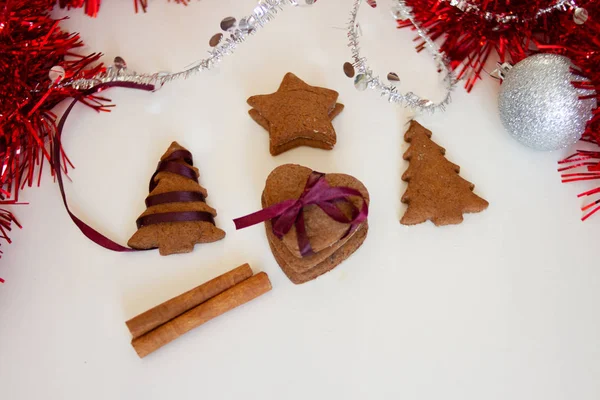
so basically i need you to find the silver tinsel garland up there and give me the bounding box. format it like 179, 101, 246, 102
55, 0, 307, 91
346, 0, 457, 112
442, 0, 576, 25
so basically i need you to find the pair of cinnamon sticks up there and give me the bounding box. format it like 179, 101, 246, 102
126, 264, 271, 358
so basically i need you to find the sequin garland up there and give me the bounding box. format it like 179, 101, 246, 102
343, 0, 457, 112
56, 0, 313, 91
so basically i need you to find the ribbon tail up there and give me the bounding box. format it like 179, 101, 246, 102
345, 199, 369, 238
295, 209, 314, 257
317, 196, 368, 240
54, 82, 154, 252
233, 199, 297, 232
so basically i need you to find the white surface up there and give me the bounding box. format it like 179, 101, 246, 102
1, 1, 599, 399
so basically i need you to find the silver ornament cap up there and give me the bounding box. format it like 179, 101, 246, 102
498, 54, 595, 151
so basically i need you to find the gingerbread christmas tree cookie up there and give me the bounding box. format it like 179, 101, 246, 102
247, 73, 344, 156
128, 142, 225, 255
400, 121, 489, 226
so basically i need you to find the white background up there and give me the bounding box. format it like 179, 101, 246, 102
1, 1, 599, 399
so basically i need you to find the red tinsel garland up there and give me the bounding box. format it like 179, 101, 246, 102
0, 204, 20, 264
58, 0, 103, 17
0, 0, 106, 262
0, 0, 185, 264
547, 1, 600, 219
558, 134, 600, 220
57, 0, 189, 16
538, 0, 600, 144
397, 0, 560, 92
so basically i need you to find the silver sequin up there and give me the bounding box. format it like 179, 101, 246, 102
354, 74, 369, 91
343, 62, 355, 78
387, 72, 400, 82
220, 17, 237, 31
573, 7, 588, 25
209, 33, 223, 47
113, 56, 127, 70
49, 66, 65, 83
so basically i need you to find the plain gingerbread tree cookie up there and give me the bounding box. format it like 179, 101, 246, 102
400, 121, 489, 226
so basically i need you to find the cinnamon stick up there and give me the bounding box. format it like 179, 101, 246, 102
131, 272, 272, 358
126, 264, 253, 339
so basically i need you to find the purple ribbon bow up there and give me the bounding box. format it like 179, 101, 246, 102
233, 172, 369, 257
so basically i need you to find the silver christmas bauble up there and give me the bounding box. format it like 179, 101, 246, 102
498, 54, 595, 151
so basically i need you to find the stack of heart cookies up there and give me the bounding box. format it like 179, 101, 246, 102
260, 164, 369, 284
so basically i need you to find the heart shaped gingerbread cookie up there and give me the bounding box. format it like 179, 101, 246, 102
260, 164, 369, 284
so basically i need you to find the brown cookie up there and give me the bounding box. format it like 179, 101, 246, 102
277, 72, 340, 105
247, 73, 344, 156
268, 137, 334, 157
262, 164, 368, 258
249, 104, 345, 132
249, 104, 344, 155
400, 121, 489, 226
261, 197, 362, 276
128, 142, 226, 255
260, 164, 369, 284
266, 222, 369, 284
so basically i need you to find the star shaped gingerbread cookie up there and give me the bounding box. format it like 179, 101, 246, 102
247, 73, 344, 156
